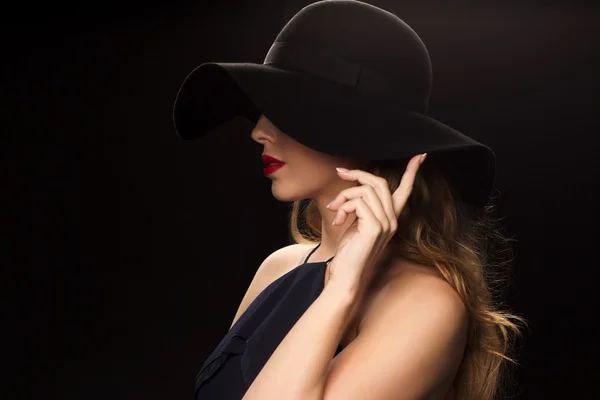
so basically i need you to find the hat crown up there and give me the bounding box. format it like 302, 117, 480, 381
264, 0, 433, 112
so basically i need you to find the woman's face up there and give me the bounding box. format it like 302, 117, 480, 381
250, 114, 362, 202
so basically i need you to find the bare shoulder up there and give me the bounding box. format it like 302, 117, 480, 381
322, 259, 470, 399
359, 258, 469, 338
229, 243, 316, 329
258, 243, 316, 278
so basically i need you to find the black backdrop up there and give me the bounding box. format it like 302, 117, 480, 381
5, 0, 599, 398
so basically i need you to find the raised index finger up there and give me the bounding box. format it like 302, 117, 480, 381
392, 153, 426, 216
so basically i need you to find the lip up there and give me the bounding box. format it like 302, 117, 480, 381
263, 163, 285, 176
262, 154, 284, 164
261, 154, 285, 176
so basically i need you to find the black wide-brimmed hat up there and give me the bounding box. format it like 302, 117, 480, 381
172, 0, 496, 207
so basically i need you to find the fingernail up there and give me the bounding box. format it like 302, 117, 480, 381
336, 167, 349, 173
420, 153, 427, 164
326, 201, 332, 209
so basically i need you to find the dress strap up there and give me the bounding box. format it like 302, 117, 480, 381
304, 243, 321, 263
304, 242, 335, 265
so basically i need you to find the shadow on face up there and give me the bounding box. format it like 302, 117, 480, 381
250, 114, 364, 202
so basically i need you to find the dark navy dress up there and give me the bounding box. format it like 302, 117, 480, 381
194, 243, 340, 399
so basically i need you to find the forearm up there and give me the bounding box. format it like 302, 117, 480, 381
242, 276, 358, 400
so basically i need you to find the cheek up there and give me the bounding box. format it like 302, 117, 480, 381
293, 163, 337, 186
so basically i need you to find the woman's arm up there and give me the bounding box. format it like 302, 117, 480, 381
242, 259, 468, 400
242, 264, 358, 400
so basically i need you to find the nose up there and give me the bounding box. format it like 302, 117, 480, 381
250, 115, 274, 145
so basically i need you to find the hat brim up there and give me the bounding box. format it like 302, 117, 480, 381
173, 62, 496, 207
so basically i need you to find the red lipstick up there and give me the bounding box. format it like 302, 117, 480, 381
262, 154, 285, 176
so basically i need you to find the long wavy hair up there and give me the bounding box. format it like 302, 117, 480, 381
287, 153, 527, 399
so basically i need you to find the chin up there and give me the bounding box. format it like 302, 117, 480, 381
271, 189, 301, 202
271, 183, 308, 202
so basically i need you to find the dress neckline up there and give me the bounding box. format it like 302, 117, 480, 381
303, 242, 335, 265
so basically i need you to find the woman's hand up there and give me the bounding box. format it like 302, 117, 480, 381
326, 153, 427, 291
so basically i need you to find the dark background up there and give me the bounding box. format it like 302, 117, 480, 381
5, 0, 599, 398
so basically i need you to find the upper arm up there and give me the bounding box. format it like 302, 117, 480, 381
322, 275, 469, 400
229, 244, 309, 329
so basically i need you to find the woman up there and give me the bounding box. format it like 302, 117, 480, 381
173, 1, 525, 399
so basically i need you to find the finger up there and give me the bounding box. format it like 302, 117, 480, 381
333, 197, 381, 235
336, 168, 397, 231
328, 185, 390, 232
391, 154, 424, 217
